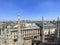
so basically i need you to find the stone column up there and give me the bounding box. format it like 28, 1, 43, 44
5, 26, 13, 45
18, 15, 23, 45
41, 16, 45, 45
1, 29, 5, 45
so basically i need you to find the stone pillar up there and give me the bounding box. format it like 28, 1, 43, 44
18, 15, 23, 45
41, 16, 45, 45
5, 26, 13, 45
1, 27, 5, 45
57, 17, 59, 38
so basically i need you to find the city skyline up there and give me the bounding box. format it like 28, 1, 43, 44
0, 0, 60, 20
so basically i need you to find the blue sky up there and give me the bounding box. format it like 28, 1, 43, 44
0, 0, 60, 21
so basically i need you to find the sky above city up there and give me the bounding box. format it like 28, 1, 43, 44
0, 0, 60, 21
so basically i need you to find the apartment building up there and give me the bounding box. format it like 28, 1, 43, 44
0, 23, 40, 45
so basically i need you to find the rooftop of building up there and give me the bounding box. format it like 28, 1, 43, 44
6, 23, 40, 30
36, 21, 56, 29
0, 21, 56, 30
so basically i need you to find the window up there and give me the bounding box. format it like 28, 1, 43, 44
44, 31, 48, 35
5, 40, 6, 43
34, 36, 37, 39
14, 39, 18, 42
